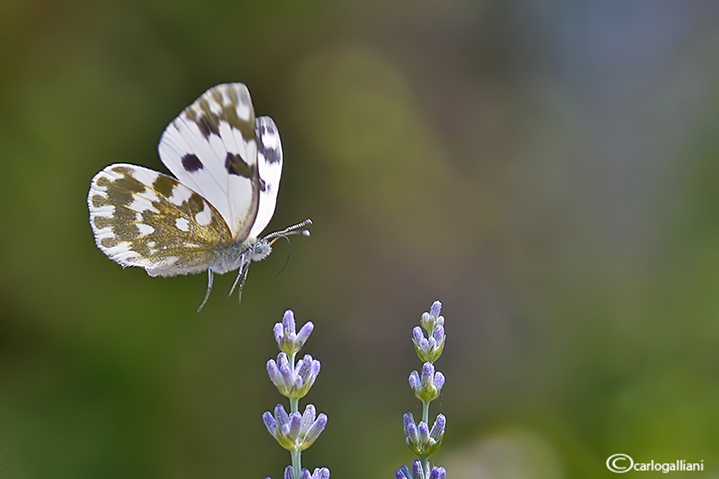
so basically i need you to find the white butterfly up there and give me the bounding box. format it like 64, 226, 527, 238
87, 83, 311, 310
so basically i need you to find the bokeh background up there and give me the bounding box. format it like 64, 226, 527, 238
2, 1, 719, 478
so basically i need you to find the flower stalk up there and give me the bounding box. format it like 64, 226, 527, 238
264, 310, 329, 479
396, 301, 448, 479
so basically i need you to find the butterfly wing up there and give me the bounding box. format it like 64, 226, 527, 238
88, 164, 233, 277
250, 116, 283, 238
157, 83, 261, 242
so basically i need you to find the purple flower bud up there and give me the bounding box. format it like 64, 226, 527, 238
432, 325, 444, 343
267, 359, 283, 386
429, 301, 442, 321
301, 404, 317, 432
403, 412, 415, 433
409, 371, 420, 391
411, 460, 426, 479
428, 467, 446, 479
434, 372, 445, 392
421, 362, 435, 384
283, 310, 296, 333
284, 466, 294, 479
430, 414, 446, 441
300, 413, 327, 450
289, 412, 303, 439
311, 468, 330, 479
396, 466, 412, 479
275, 404, 290, 425
405, 419, 419, 454
413, 327, 424, 344
262, 411, 277, 435
418, 421, 430, 445
297, 322, 314, 346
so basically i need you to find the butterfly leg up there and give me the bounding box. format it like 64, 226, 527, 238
197, 269, 214, 312
228, 253, 250, 302
236, 265, 250, 303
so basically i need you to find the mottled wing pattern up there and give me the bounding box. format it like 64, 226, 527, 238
88, 164, 233, 277
250, 116, 283, 239
157, 83, 260, 241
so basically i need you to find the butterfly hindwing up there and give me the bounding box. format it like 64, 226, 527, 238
88, 164, 233, 277
251, 116, 283, 239
157, 83, 260, 241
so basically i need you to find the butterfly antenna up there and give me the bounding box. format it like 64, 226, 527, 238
197, 269, 214, 312
263, 219, 312, 241
272, 235, 293, 279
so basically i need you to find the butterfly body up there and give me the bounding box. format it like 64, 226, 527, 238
87, 83, 309, 309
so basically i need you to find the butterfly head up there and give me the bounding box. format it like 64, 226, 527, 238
248, 238, 273, 262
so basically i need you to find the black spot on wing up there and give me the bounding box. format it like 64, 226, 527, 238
256, 121, 282, 165
182, 154, 204, 172
225, 152, 253, 178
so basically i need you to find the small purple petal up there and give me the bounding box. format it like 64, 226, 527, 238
396, 466, 412, 479
409, 371, 420, 390
283, 466, 294, 479
406, 423, 419, 445
267, 359, 283, 385
297, 322, 314, 345
433, 325, 445, 341
421, 363, 435, 383
301, 404, 317, 431
274, 323, 284, 344
283, 310, 296, 334
262, 411, 277, 435
418, 422, 430, 444
298, 470, 311, 479
430, 414, 446, 440
413, 327, 424, 343
403, 412, 415, 433
430, 301, 442, 319
296, 354, 314, 377
275, 404, 289, 425
434, 372, 445, 390
301, 413, 327, 449
279, 360, 294, 388
289, 412, 302, 439
411, 460, 425, 479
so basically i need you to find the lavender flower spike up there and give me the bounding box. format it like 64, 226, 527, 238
398, 301, 448, 478
274, 310, 315, 355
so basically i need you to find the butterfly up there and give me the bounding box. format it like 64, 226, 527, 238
87, 83, 311, 311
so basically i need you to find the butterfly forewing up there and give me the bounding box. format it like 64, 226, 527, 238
251, 116, 283, 238
88, 164, 233, 277
158, 83, 260, 241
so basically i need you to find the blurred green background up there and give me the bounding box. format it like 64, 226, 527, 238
2, 1, 719, 478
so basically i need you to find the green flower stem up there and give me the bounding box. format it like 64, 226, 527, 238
292, 447, 302, 479
421, 399, 431, 476
289, 351, 301, 479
